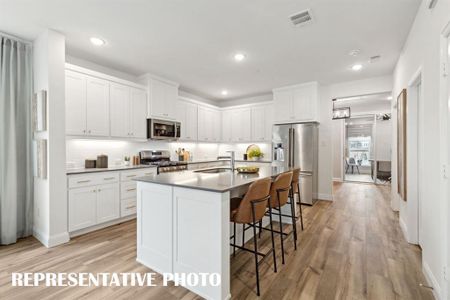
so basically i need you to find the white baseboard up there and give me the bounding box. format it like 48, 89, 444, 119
315, 193, 333, 201
399, 216, 408, 241
423, 260, 442, 300
33, 228, 69, 248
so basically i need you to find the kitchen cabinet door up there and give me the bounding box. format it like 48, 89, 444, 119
198, 106, 214, 142
65, 71, 87, 135
68, 187, 97, 232
292, 84, 317, 121
164, 84, 178, 120
221, 110, 233, 143
150, 79, 167, 119
130, 88, 147, 139
96, 183, 120, 224
86, 76, 110, 136
273, 89, 293, 123
212, 109, 221, 142
110, 83, 130, 138
185, 102, 198, 141
251, 106, 266, 142
264, 104, 274, 142
232, 109, 251, 142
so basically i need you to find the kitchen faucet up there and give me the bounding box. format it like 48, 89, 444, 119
226, 151, 236, 172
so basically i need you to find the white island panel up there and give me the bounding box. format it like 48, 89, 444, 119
137, 182, 173, 274
173, 187, 230, 300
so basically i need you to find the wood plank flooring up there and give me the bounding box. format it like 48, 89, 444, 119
0, 182, 434, 299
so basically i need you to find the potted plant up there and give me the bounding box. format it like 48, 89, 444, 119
248, 148, 263, 161
124, 156, 131, 166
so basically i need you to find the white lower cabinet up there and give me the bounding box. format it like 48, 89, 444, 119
68, 168, 157, 234
68, 186, 97, 232
96, 183, 120, 224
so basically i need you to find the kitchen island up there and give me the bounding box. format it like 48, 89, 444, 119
134, 166, 293, 300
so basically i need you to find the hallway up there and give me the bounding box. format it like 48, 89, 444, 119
0, 182, 434, 299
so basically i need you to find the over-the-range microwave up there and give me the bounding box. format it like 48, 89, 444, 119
147, 118, 181, 140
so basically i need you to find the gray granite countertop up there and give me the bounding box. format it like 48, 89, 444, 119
134, 166, 294, 192
182, 159, 273, 164
67, 164, 157, 175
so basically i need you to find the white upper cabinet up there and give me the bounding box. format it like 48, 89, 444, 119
177, 99, 198, 141
198, 105, 220, 142
66, 66, 147, 139
221, 110, 233, 143
273, 82, 319, 124
148, 78, 178, 120
110, 83, 131, 138
86, 76, 110, 136
251, 104, 273, 142
110, 85, 147, 139
65, 70, 87, 135
231, 108, 251, 142
130, 88, 147, 139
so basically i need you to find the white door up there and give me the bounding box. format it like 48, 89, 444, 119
86, 76, 110, 136
130, 88, 147, 139
222, 110, 233, 143
274, 89, 293, 123
251, 106, 266, 141
96, 183, 120, 224
68, 187, 97, 232
110, 83, 130, 138
65, 71, 87, 135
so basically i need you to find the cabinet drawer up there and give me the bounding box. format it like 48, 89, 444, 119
121, 181, 137, 199
121, 198, 137, 217
68, 172, 118, 189
120, 168, 157, 182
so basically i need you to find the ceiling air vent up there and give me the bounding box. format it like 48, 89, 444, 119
289, 9, 313, 27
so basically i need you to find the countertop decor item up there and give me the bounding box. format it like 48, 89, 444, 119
97, 155, 108, 168
85, 159, 96, 169
236, 166, 260, 174
246, 144, 263, 161
124, 156, 130, 166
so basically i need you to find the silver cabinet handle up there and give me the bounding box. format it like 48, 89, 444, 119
77, 180, 90, 183
98, 189, 101, 192
126, 205, 136, 209
88, 130, 91, 134
104, 177, 115, 180
126, 188, 136, 192
126, 174, 136, 178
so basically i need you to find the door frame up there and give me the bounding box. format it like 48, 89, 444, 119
440, 20, 450, 300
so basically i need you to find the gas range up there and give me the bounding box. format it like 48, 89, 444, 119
139, 150, 188, 174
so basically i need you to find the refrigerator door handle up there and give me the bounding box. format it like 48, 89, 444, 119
288, 128, 292, 167
291, 127, 295, 167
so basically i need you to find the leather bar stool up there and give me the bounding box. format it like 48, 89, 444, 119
292, 168, 304, 231
229, 178, 276, 296
260, 171, 296, 265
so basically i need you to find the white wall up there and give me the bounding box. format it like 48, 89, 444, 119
33, 29, 69, 247
391, 1, 450, 298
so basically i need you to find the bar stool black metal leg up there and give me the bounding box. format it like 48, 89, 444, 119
233, 222, 236, 257
251, 207, 260, 296
268, 200, 277, 273
242, 224, 245, 247
297, 183, 304, 231
289, 189, 297, 250
277, 191, 285, 265
258, 220, 262, 238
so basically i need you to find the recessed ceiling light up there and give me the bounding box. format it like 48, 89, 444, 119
352, 64, 363, 71
221, 90, 228, 96
90, 37, 106, 46
234, 53, 246, 62
387, 96, 393, 100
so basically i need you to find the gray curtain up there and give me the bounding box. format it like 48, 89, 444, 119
0, 35, 33, 245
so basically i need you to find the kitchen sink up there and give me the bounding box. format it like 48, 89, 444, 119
194, 168, 231, 174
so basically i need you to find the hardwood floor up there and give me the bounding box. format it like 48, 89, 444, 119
0, 182, 434, 299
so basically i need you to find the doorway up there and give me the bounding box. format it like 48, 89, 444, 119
344, 116, 375, 183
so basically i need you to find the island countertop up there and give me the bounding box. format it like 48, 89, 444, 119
134, 166, 296, 192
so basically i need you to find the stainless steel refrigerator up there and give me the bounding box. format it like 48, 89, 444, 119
272, 123, 318, 205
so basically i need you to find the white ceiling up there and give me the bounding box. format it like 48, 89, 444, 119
0, 0, 420, 101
